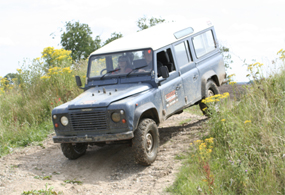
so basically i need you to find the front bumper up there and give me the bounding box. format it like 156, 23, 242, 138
53, 131, 134, 143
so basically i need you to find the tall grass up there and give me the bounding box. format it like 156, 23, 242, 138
0, 58, 87, 156
168, 52, 285, 194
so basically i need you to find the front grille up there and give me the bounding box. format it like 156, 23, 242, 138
70, 111, 108, 131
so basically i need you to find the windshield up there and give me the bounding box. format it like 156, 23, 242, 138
88, 49, 153, 78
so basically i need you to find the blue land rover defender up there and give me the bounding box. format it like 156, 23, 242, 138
51, 19, 226, 165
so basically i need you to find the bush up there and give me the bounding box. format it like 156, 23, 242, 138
0, 51, 87, 156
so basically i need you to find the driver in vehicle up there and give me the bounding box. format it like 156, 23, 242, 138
114, 56, 132, 74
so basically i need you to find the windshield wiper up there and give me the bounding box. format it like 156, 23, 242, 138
100, 69, 120, 80
126, 65, 148, 77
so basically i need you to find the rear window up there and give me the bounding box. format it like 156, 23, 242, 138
192, 30, 215, 58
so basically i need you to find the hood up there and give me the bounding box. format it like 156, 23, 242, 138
67, 83, 152, 109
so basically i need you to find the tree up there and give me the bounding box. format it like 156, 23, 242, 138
102, 32, 123, 46
220, 46, 233, 71
137, 16, 166, 31
220, 46, 234, 82
94, 35, 102, 50
4, 73, 20, 85
60, 21, 101, 61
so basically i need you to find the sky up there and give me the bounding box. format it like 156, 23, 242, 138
1, 0, 285, 82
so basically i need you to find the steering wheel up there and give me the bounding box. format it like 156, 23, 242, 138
100, 69, 107, 75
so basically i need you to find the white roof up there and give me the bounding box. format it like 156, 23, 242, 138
91, 18, 213, 55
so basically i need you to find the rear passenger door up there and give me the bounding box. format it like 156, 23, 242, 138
173, 41, 200, 105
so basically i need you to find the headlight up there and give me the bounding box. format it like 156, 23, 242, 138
111, 112, 120, 123
60, 116, 69, 126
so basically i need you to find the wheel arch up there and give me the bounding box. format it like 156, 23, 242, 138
133, 102, 159, 131
201, 70, 220, 98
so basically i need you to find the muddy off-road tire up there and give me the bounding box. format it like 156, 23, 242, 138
199, 79, 220, 115
61, 143, 87, 160
133, 118, 159, 166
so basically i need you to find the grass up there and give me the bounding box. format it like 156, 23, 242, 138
184, 105, 204, 116
0, 120, 53, 156
0, 55, 87, 157
168, 55, 285, 194
22, 183, 61, 195
179, 118, 192, 125
34, 175, 52, 180
63, 179, 83, 185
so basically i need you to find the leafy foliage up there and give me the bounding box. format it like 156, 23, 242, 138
60, 21, 100, 61
102, 32, 123, 46
4, 73, 20, 85
137, 16, 165, 31
220, 46, 233, 71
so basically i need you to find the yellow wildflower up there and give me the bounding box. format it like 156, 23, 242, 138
277, 49, 283, 54
221, 119, 226, 122
229, 81, 237, 85
244, 120, 251, 124
194, 140, 202, 144
62, 67, 71, 72
222, 92, 230, 98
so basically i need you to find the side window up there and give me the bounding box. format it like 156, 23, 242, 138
174, 42, 189, 67
192, 30, 215, 58
156, 48, 176, 76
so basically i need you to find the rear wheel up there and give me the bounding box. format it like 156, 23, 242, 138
199, 79, 220, 115
61, 143, 87, 160
132, 118, 159, 166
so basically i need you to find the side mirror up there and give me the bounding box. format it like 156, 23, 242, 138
75, 76, 82, 87
160, 66, 169, 79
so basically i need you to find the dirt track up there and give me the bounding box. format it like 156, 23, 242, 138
0, 112, 207, 195
0, 84, 241, 195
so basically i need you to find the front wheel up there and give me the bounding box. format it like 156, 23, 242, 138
132, 118, 159, 166
61, 143, 87, 160
199, 79, 220, 115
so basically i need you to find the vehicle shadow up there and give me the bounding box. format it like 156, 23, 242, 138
13, 117, 207, 185
159, 117, 208, 145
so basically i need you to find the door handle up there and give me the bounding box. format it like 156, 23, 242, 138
176, 84, 182, 90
